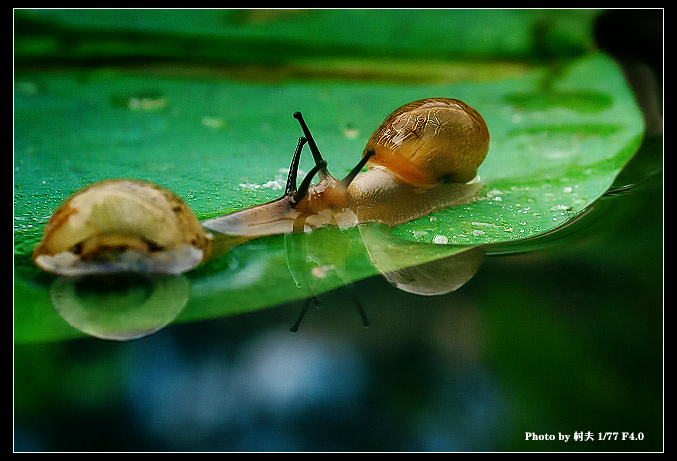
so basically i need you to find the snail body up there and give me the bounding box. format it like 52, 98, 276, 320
203, 98, 489, 237
343, 167, 483, 227
32, 179, 212, 276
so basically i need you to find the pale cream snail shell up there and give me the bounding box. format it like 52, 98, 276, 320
32, 179, 212, 276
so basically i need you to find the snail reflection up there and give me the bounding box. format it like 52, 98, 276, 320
283, 227, 370, 332
283, 223, 486, 331
49, 274, 190, 341
358, 223, 485, 296
32, 98, 490, 336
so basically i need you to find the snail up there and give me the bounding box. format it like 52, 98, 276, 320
32, 98, 489, 276
32, 179, 212, 276
203, 97, 490, 237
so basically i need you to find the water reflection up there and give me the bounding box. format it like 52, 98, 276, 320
283, 227, 371, 331
278, 222, 487, 299
359, 223, 485, 296
45, 224, 487, 340
49, 274, 190, 341
275, 223, 485, 330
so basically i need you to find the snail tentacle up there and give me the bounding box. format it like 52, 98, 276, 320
340, 148, 375, 189
293, 111, 330, 178
293, 111, 375, 190
284, 136, 327, 206
284, 136, 307, 196
291, 160, 327, 205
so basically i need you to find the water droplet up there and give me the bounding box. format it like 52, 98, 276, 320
111, 92, 167, 111
432, 235, 448, 244
549, 204, 572, 212
201, 116, 228, 130
342, 125, 359, 139
311, 265, 337, 279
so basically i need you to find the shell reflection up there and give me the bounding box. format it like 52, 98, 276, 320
379, 246, 485, 296
50, 274, 190, 341
359, 223, 485, 296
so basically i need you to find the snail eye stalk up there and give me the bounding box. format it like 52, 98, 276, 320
291, 160, 327, 205
293, 111, 374, 190
293, 111, 330, 178
284, 136, 326, 206
340, 148, 375, 188
285, 137, 307, 196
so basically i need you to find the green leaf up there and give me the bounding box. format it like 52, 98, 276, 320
14, 51, 643, 342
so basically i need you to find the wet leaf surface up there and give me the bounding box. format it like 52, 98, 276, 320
14, 52, 644, 342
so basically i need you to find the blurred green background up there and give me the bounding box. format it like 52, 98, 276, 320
14, 9, 662, 452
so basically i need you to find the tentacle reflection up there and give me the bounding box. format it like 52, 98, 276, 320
284, 228, 370, 331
